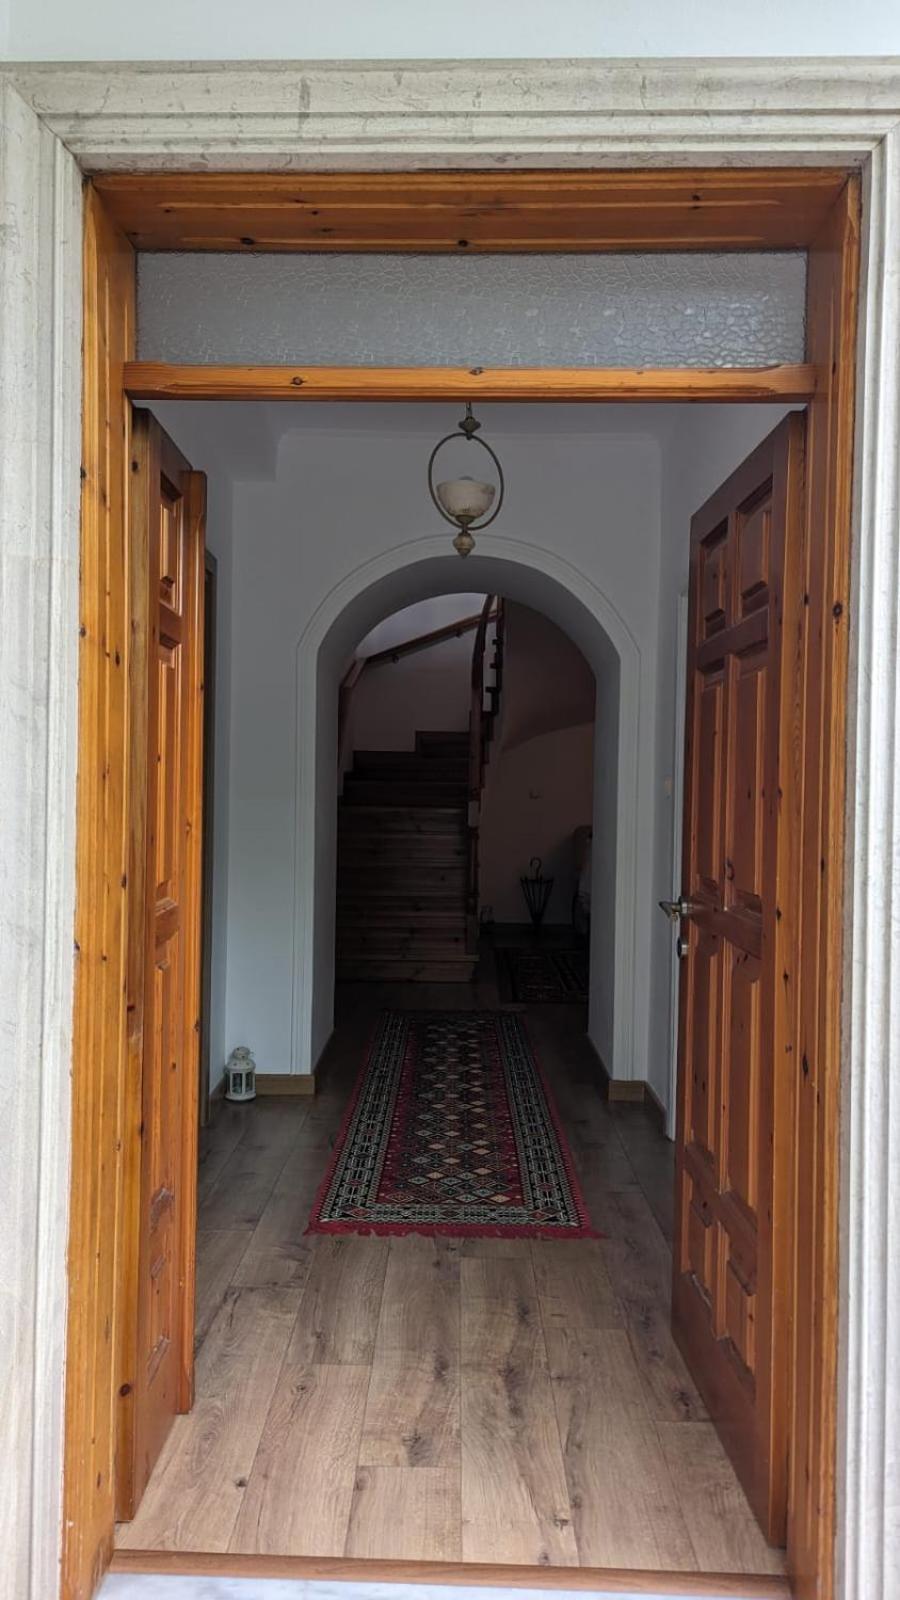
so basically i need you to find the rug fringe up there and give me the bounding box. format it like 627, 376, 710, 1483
305, 1009, 600, 1241
305, 1220, 604, 1240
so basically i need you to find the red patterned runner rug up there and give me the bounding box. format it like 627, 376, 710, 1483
307, 1010, 598, 1239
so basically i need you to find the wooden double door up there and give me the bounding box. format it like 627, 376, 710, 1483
114, 404, 805, 1555
672, 412, 805, 1545
117, 411, 207, 1516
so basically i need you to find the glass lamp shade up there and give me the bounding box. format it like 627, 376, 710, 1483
435, 476, 496, 522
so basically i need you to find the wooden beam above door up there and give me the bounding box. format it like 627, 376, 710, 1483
94, 169, 849, 254
124, 362, 817, 404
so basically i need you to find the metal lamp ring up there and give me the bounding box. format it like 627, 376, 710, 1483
426, 426, 506, 533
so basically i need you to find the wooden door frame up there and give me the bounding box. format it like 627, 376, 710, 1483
115, 409, 206, 1515
10, 56, 896, 1600
68, 162, 857, 1600
10, 59, 896, 1600
199, 550, 218, 1130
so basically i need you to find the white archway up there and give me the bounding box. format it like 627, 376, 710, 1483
289, 530, 647, 1090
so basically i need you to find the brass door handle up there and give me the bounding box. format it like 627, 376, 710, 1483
658, 897, 704, 923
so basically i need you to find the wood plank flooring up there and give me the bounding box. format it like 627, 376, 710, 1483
117, 959, 785, 1577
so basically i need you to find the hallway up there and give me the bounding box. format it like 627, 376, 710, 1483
117, 953, 784, 1577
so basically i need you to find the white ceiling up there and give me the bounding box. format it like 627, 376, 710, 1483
150, 399, 792, 485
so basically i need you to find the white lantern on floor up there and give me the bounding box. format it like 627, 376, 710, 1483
224, 1046, 257, 1102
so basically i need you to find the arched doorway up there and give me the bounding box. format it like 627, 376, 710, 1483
290, 533, 647, 1093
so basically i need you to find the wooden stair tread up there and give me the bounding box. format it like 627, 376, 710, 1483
337, 842, 463, 858
339, 921, 466, 930
338, 939, 468, 952
336, 896, 461, 908
337, 869, 465, 883
336, 726, 475, 982
353, 751, 468, 772
337, 922, 468, 942
336, 957, 477, 983
342, 789, 466, 808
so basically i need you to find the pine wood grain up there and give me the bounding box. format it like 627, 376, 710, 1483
124, 362, 818, 405
231, 1362, 371, 1555
64, 186, 136, 1600
672, 413, 807, 1542
93, 169, 848, 255
118, 413, 207, 1512
787, 175, 860, 1600
117, 1286, 301, 1552
74, 163, 857, 1600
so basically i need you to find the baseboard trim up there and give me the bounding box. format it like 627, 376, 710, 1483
255, 1073, 316, 1097
110, 1549, 788, 1596
644, 1080, 668, 1135
584, 1034, 643, 1102
606, 1079, 647, 1104
585, 1036, 670, 1124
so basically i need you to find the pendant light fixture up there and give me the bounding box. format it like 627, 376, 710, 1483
427, 402, 505, 557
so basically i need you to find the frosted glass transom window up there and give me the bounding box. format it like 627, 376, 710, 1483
137, 252, 806, 369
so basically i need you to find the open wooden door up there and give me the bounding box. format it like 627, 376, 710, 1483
117, 410, 206, 1518
670, 413, 804, 1545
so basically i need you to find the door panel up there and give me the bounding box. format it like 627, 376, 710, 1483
673, 413, 804, 1545
117, 410, 206, 1517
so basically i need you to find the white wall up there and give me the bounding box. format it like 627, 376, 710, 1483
344, 594, 481, 758
6, 0, 900, 60
480, 603, 596, 925
481, 725, 595, 926
356, 595, 483, 658
497, 602, 596, 750
215, 404, 661, 1081
646, 403, 796, 1109
345, 646, 470, 759
145, 398, 802, 1112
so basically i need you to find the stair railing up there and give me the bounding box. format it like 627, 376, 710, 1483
336, 604, 498, 772
466, 595, 504, 946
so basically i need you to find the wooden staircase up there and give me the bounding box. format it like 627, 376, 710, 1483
336, 730, 477, 981
336, 597, 504, 983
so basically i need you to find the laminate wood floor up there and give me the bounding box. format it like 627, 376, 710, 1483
117, 951, 785, 1577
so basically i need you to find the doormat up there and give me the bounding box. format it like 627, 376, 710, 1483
496, 945, 590, 1004
307, 1010, 597, 1239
